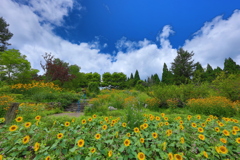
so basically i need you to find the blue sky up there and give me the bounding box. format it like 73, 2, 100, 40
1, 0, 240, 79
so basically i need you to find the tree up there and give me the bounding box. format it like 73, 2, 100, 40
204, 64, 215, 82
111, 72, 127, 89
134, 70, 140, 81
102, 72, 112, 87
0, 49, 38, 83
162, 63, 174, 84
224, 57, 240, 74
192, 62, 205, 83
0, 17, 13, 52
40, 53, 74, 84
171, 48, 196, 84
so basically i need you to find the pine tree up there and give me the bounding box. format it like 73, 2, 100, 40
0, 17, 13, 51
224, 58, 240, 74
134, 70, 140, 81
162, 63, 173, 84
153, 73, 160, 84
192, 62, 205, 83
204, 64, 215, 82
171, 48, 196, 84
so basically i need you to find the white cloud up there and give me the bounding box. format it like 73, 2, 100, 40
183, 10, 240, 69
29, 0, 74, 26
1, 0, 240, 80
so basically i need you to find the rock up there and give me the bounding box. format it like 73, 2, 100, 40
108, 106, 117, 111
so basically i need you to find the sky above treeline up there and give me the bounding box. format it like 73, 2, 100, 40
1, 0, 240, 80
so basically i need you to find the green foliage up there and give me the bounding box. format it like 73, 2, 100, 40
204, 64, 215, 82
187, 96, 237, 117
0, 17, 13, 51
224, 57, 240, 74
212, 72, 240, 101
171, 48, 196, 84
162, 63, 174, 84
123, 105, 144, 130
88, 82, 100, 94
0, 49, 35, 83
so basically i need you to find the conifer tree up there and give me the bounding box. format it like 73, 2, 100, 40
171, 48, 196, 84
162, 63, 173, 84
204, 64, 215, 82
224, 58, 240, 74
0, 17, 13, 51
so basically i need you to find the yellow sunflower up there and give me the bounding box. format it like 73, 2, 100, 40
77, 139, 84, 147
88, 117, 92, 122
165, 122, 169, 126
108, 150, 112, 157
15, 116, 23, 122
220, 138, 227, 144
137, 152, 145, 160
122, 122, 127, 127
34, 142, 40, 151
104, 117, 109, 121
219, 122, 224, 127
215, 127, 220, 132
92, 114, 97, 118
82, 119, 86, 124
222, 129, 230, 136
9, 125, 18, 132
140, 138, 145, 143
174, 154, 183, 160
90, 148, 96, 153
198, 127, 204, 133
161, 113, 165, 117
197, 115, 201, 119
143, 123, 148, 129
57, 133, 64, 139
124, 139, 131, 146
95, 133, 101, 140
180, 137, 184, 144
64, 121, 70, 127
45, 156, 51, 160
219, 146, 228, 154
24, 122, 32, 128
134, 127, 140, 133
22, 135, 30, 144
203, 151, 208, 158
236, 138, 240, 144
232, 130, 237, 135
166, 129, 172, 136
168, 153, 174, 160
180, 125, 184, 130
164, 117, 169, 121
201, 123, 206, 127
198, 134, 205, 141
140, 125, 145, 130
233, 126, 239, 131
126, 133, 131, 137
102, 125, 107, 130
191, 123, 197, 128
0, 155, 3, 160
152, 132, 158, 139
155, 116, 161, 121
35, 115, 41, 121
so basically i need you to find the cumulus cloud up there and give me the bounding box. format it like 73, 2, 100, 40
183, 10, 240, 69
29, 0, 74, 26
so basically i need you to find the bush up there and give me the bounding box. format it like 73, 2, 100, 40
187, 96, 237, 117
0, 95, 14, 118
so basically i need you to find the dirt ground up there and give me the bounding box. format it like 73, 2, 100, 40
50, 112, 84, 117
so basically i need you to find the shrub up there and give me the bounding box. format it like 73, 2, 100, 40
0, 95, 14, 118
187, 96, 237, 117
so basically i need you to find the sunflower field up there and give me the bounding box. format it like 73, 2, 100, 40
0, 113, 239, 160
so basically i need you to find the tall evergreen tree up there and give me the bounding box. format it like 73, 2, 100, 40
134, 70, 140, 81
130, 73, 134, 79
213, 66, 223, 77
224, 57, 240, 74
162, 63, 173, 84
171, 48, 196, 84
153, 73, 160, 84
192, 62, 205, 83
0, 17, 13, 51
204, 64, 215, 82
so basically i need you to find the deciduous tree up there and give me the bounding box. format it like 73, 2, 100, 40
0, 17, 13, 51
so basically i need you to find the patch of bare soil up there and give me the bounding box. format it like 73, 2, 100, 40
50, 112, 84, 117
